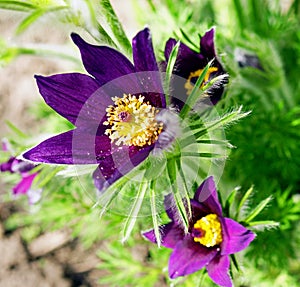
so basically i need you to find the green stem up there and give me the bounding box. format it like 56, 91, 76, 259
149, 180, 161, 247
176, 158, 191, 219
164, 41, 180, 106
99, 0, 132, 55
232, 0, 246, 32
122, 181, 147, 242
180, 60, 213, 119
17, 47, 81, 64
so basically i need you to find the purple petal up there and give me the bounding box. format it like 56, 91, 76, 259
190, 199, 211, 223
206, 255, 232, 287
2, 138, 10, 152
142, 229, 157, 244
0, 158, 35, 174
132, 28, 165, 108
142, 222, 185, 249
171, 41, 206, 77
0, 157, 17, 173
221, 218, 256, 255
35, 73, 100, 126
164, 29, 227, 107
22, 130, 114, 164
200, 28, 216, 59
13, 173, 38, 195
71, 33, 136, 85
169, 235, 217, 279
132, 28, 159, 72
93, 145, 152, 191
194, 176, 222, 216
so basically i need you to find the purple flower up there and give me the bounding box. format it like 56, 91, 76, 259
235, 49, 263, 70
22, 28, 180, 191
0, 157, 35, 173
0, 156, 17, 173
143, 176, 255, 287
164, 28, 227, 107
1, 156, 41, 204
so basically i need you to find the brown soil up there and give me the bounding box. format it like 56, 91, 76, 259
0, 202, 104, 287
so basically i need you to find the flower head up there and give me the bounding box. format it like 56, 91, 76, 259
22, 28, 180, 192
143, 176, 255, 287
164, 28, 228, 107
0, 156, 41, 204
103, 94, 163, 147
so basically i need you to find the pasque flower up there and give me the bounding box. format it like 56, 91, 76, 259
1, 156, 41, 204
143, 176, 255, 287
22, 28, 180, 191
163, 28, 227, 107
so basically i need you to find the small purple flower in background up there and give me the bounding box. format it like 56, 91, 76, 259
234, 48, 263, 70
164, 28, 228, 107
143, 176, 255, 287
22, 28, 180, 192
0, 156, 41, 205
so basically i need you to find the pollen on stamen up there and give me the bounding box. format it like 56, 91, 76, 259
103, 94, 163, 147
193, 213, 223, 247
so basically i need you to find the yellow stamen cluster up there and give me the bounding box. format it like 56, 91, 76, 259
184, 67, 218, 95
193, 213, 223, 247
104, 94, 163, 147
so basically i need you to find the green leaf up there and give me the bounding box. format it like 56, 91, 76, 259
83, 0, 98, 27
248, 220, 280, 229
5, 120, 27, 138
121, 182, 147, 243
15, 9, 47, 35
180, 59, 213, 118
0, 1, 37, 11
82, 0, 116, 48
97, 186, 119, 219
181, 107, 251, 148
244, 196, 273, 223
230, 254, 240, 272
149, 181, 161, 247
35, 166, 63, 188
224, 187, 238, 217
202, 73, 229, 90
167, 158, 189, 232
57, 164, 98, 177
173, 190, 189, 233
232, 0, 246, 31
237, 185, 254, 219
179, 28, 199, 50
18, 45, 80, 64
166, 157, 177, 185
146, 0, 156, 12
181, 152, 227, 158
95, 22, 117, 47
15, 5, 67, 35
99, 0, 131, 54
196, 139, 234, 148
176, 158, 191, 218
164, 40, 180, 105
200, 108, 251, 134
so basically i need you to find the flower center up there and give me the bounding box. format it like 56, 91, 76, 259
104, 94, 163, 147
193, 213, 222, 247
184, 67, 218, 95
